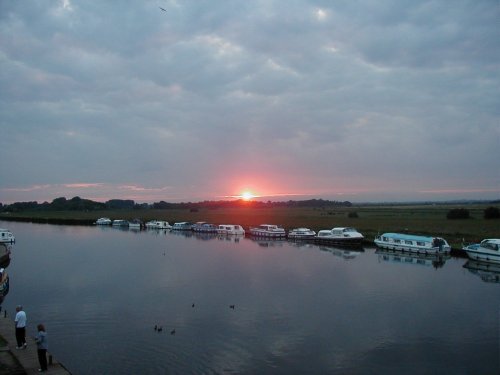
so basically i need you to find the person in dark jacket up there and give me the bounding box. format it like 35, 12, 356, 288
35, 323, 48, 372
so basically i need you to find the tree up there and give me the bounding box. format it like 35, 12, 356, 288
484, 206, 500, 219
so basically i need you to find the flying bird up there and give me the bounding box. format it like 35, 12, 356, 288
159, 7, 167, 11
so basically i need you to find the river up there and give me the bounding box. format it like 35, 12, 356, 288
0, 220, 498, 374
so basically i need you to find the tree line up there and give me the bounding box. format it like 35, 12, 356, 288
0, 196, 353, 213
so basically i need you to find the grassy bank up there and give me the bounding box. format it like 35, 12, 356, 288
1, 203, 498, 248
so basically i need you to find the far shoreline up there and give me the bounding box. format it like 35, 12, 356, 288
1, 202, 498, 251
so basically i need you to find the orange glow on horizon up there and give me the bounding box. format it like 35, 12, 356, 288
241, 191, 257, 201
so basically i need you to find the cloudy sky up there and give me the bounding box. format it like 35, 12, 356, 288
1, 0, 499, 204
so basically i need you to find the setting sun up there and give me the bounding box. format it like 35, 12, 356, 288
241, 191, 256, 201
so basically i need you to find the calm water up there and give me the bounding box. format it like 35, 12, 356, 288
0, 220, 498, 375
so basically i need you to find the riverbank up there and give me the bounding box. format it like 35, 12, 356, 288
1, 203, 498, 248
0, 309, 72, 374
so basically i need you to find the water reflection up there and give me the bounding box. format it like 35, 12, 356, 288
0, 244, 11, 305
376, 248, 450, 269
463, 260, 500, 284
250, 238, 285, 247
319, 246, 363, 260
1, 221, 499, 375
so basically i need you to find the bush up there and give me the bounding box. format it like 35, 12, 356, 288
348, 211, 359, 218
484, 206, 500, 219
446, 208, 470, 219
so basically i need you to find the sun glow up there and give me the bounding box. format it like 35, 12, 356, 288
241, 191, 256, 201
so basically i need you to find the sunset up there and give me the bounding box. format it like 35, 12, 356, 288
0, 1, 498, 204
0, 1, 498, 374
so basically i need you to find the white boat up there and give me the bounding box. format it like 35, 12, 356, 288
217, 224, 245, 236
94, 217, 112, 225
462, 239, 500, 264
128, 219, 143, 230
145, 220, 172, 229
288, 228, 316, 239
316, 227, 364, 247
112, 219, 129, 227
172, 222, 192, 230
374, 233, 451, 254
249, 224, 286, 238
192, 222, 218, 233
0, 228, 15, 243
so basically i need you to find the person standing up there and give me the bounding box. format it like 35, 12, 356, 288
35, 324, 48, 372
14, 305, 27, 349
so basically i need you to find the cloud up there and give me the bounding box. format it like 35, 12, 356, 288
0, 0, 498, 203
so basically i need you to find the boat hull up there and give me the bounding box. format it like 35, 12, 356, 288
316, 236, 364, 248
463, 245, 500, 264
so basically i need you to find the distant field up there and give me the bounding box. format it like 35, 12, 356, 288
1, 203, 498, 248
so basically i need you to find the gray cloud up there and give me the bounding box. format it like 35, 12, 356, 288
1, 0, 499, 203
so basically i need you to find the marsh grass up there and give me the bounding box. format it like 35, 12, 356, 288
1, 203, 498, 247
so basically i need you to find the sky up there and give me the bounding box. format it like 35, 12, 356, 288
0, 0, 499, 204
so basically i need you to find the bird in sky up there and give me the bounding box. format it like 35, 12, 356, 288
159, 7, 166, 11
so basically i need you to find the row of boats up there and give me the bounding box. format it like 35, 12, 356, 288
93, 218, 500, 264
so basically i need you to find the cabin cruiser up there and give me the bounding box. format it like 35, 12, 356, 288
374, 233, 450, 254
288, 228, 316, 239
462, 239, 500, 263
217, 224, 245, 236
112, 219, 129, 227
145, 220, 172, 230
128, 219, 143, 230
0, 228, 15, 243
172, 222, 193, 230
316, 227, 364, 247
192, 222, 218, 233
249, 224, 286, 238
94, 217, 112, 225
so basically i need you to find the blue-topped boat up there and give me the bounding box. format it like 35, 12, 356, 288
462, 239, 500, 264
374, 233, 451, 254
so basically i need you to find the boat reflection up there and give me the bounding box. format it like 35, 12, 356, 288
217, 234, 245, 243
250, 238, 285, 248
0, 244, 11, 268
376, 249, 449, 269
463, 260, 500, 284
193, 232, 218, 241
0, 267, 9, 305
319, 246, 364, 260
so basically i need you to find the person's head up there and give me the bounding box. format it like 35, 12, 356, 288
37, 324, 45, 332
16, 305, 22, 312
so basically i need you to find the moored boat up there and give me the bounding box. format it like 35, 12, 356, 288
129, 219, 143, 230
172, 222, 193, 231
95, 217, 112, 225
192, 222, 218, 233
288, 228, 316, 239
0, 228, 15, 243
315, 227, 364, 247
217, 224, 245, 236
249, 224, 286, 238
462, 239, 500, 264
112, 219, 129, 227
374, 233, 451, 254
145, 220, 172, 229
